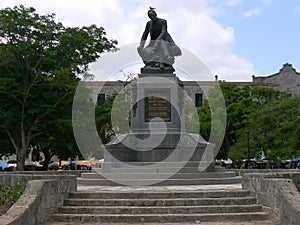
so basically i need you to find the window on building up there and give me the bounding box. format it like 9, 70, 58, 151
97, 94, 106, 106
195, 93, 203, 107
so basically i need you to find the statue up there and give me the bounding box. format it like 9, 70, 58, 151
137, 7, 181, 72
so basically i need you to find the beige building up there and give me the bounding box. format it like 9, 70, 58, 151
252, 63, 300, 97
85, 80, 216, 108
86, 63, 300, 108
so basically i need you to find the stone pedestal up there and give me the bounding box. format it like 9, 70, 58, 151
104, 71, 215, 173
130, 73, 184, 133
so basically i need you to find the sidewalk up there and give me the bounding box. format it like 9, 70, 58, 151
76, 183, 243, 192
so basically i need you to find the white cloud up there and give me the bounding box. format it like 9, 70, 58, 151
295, 6, 300, 14
262, 0, 273, 6
243, 7, 261, 18
226, 0, 242, 7
1, 0, 255, 81
243, 0, 273, 18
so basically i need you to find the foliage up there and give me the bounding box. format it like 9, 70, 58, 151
198, 82, 288, 160
0, 184, 26, 207
95, 93, 130, 144
0, 5, 117, 170
72, 82, 101, 160
197, 100, 211, 139
0, 131, 14, 158
185, 104, 201, 134
95, 95, 116, 144
229, 97, 300, 162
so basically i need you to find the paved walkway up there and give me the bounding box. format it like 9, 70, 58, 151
76, 183, 243, 192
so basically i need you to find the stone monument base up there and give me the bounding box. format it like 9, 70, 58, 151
78, 128, 240, 186
104, 132, 215, 172
81, 71, 239, 186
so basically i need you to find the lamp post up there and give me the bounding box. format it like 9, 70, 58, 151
246, 130, 250, 168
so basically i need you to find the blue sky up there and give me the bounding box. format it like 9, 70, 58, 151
1, 0, 300, 81
214, 0, 300, 76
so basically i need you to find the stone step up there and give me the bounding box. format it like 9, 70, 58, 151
99, 161, 223, 168
81, 171, 236, 179
52, 212, 269, 223
68, 189, 250, 199
52, 187, 269, 223
97, 162, 225, 173
64, 196, 257, 206
58, 204, 263, 214
76, 176, 241, 186
97, 166, 215, 173
100, 161, 202, 166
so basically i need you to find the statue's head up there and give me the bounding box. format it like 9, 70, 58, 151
147, 8, 157, 21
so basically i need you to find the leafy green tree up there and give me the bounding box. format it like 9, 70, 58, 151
95, 93, 130, 145
0, 5, 117, 170
198, 82, 287, 160
229, 97, 300, 163
30, 118, 80, 170
0, 130, 14, 158
197, 100, 211, 139
95, 95, 116, 144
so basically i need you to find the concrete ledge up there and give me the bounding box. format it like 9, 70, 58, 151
231, 168, 300, 176
242, 172, 300, 225
0, 174, 78, 187
0, 174, 77, 225
0, 170, 88, 177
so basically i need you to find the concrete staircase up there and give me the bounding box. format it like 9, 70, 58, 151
52, 189, 269, 223
77, 162, 241, 186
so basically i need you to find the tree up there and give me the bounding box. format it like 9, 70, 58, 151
229, 97, 300, 163
30, 114, 81, 170
0, 130, 14, 158
0, 5, 117, 170
95, 95, 117, 145
198, 82, 288, 160
95, 93, 131, 144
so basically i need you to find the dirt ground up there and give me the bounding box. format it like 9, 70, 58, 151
0, 204, 9, 216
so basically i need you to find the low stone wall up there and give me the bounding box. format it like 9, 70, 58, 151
0, 170, 88, 177
0, 173, 77, 225
242, 172, 300, 225
0, 173, 78, 187
231, 168, 299, 176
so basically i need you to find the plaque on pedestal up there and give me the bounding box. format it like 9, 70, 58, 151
145, 93, 171, 122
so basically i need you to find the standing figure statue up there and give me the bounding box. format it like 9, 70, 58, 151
137, 7, 181, 72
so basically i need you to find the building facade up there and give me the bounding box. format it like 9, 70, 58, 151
86, 63, 300, 107
85, 80, 218, 108
252, 63, 300, 97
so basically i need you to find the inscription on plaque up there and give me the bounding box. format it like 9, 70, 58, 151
145, 94, 171, 122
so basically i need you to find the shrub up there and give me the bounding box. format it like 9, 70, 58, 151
0, 184, 26, 207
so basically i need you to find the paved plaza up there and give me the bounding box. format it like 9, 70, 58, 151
76, 184, 242, 192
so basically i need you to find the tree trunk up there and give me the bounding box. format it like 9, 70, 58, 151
42, 148, 52, 170
16, 147, 26, 171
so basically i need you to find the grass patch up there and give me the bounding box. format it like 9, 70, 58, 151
0, 184, 26, 207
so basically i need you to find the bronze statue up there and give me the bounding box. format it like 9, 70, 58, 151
137, 7, 181, 72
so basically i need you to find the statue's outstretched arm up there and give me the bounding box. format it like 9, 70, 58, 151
140, 23, 150, 48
